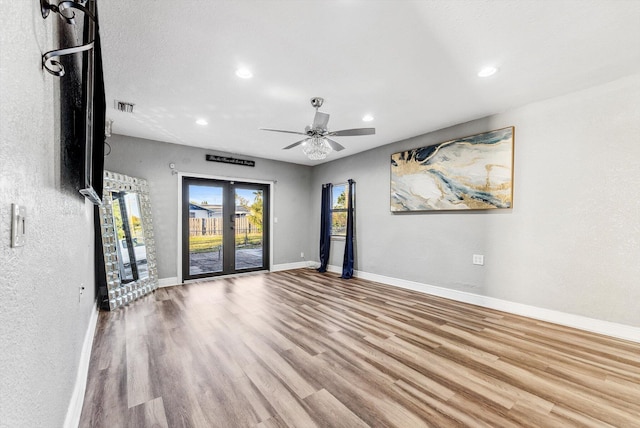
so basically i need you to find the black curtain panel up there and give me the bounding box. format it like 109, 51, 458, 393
341, 179, 355, 279
318, 183, 332, 273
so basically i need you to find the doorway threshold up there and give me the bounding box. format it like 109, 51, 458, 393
182, 269, 269, 285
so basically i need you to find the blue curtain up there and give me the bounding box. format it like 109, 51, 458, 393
341, 179, 355, 279
318, 183, 332, 273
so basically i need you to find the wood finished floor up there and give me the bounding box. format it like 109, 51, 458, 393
79, 269, 640, 427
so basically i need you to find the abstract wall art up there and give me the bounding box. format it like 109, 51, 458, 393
391, 127, 514, 211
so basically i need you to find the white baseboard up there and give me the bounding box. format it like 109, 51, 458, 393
326, 264, 341, 274
64, 303, 99, 428
158, 277, 179, 288
326, 265, 640, 343
271, 261, 314, 272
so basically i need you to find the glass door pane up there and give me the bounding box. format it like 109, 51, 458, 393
234, 187, 265, 271
187, 183, 224, 276
183, 178, 269, 280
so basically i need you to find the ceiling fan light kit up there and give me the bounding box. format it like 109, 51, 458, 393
302, 137, 333, 160
261, 97, 376, 161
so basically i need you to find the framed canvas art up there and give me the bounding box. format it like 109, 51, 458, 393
390, 127, 514, 211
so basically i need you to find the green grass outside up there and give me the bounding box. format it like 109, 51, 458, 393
189, 233, 263, 253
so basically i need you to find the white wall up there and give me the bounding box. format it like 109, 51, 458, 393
312, 74, 640, 327
104, 135, 314, 281
0, 2, 97, 427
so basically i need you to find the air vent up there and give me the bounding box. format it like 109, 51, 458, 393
114, 100, 135, 113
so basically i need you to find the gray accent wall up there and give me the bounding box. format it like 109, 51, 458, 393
0, 2, 97, 426
105, 136, 314, 280
312, 74, 640, 327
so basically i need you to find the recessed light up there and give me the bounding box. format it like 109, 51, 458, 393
196, 118, 208, 126
478, 66, 498, 77
235, 67, 253, 79
362, 114, 374, 122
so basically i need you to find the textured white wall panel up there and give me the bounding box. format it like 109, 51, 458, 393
0, 3, 97, 427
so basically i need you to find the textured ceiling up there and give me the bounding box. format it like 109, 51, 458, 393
99, 0, 640, 166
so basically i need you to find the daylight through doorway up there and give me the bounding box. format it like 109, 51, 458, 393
182, 177, 269, 280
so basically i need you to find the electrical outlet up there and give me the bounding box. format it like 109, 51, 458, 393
78, 285, 85, 302
473, 254, 484, 265
300, 252, 304, 258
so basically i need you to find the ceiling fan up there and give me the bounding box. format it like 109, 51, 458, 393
260, 97, 375, 160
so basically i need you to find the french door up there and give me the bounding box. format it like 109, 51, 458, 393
182, 177, 269, 280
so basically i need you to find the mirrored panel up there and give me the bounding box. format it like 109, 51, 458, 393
112, 191, 148, 282
99, 171, 158, 310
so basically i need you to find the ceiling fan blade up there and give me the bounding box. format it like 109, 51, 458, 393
282, 138, 309, 150
260, 128, 308, 136
312, 111, 330, 129
324, 138, 345, 152
328, 127, 375, 137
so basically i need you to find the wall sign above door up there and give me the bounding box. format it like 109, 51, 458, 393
206, 154, 255, 167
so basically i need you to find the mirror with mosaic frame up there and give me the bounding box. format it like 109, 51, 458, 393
99, 170, 159, 310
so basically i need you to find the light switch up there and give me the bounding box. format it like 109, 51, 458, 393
11, 204, 26, 248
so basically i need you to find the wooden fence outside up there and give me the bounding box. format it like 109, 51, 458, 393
189, 217, 260, 236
